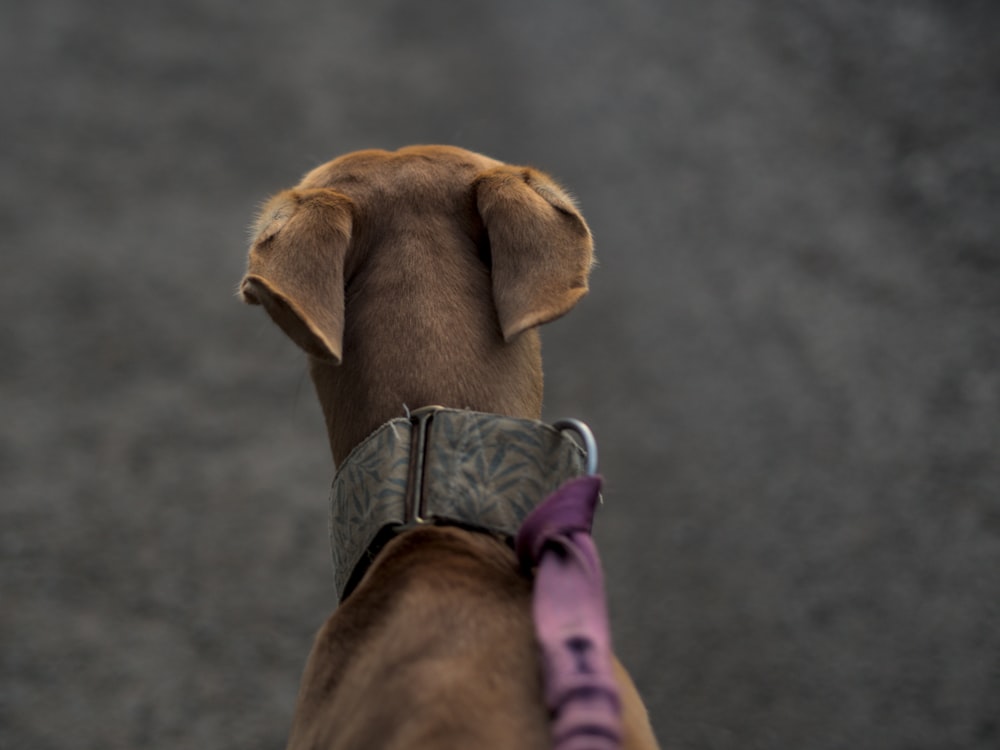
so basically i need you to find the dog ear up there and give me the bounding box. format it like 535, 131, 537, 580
474, 166, 594, 341
239, 188, 353, 364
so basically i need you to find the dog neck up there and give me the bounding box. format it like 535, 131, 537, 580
329, 407, 591, 599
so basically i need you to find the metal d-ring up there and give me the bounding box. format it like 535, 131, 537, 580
553, 419, 599, 476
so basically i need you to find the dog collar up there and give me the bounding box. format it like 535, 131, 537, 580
329, 406, 592, 600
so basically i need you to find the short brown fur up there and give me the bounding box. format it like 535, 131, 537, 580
241, 145, 658, 749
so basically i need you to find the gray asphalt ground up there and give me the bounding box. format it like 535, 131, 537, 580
3, 1, 998, 748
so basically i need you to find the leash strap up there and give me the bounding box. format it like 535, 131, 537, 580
516, 475, 622, 750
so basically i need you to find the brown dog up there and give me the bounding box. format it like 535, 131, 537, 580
240, 145, 658, 749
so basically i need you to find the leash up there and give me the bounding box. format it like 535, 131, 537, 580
516, 437, 622, 750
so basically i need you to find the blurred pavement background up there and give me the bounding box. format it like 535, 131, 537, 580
2, 1, 998, 748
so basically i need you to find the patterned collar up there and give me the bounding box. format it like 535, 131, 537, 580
329, 407, 590, 600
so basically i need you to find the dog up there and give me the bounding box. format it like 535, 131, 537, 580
240, 145, 659, 749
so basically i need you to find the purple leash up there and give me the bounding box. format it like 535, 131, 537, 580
516, 474, 622, 750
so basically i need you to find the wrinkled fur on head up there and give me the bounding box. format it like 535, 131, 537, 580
240, 145, 594, 464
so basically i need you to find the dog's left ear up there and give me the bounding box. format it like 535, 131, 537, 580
239, 188, 353, 364
474, 166, 594, 341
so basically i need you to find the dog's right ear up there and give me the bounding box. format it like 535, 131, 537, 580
239, 188, 353, 364
474, 166, 594, 342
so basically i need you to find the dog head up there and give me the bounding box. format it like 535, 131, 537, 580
240, 145, 594, 463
